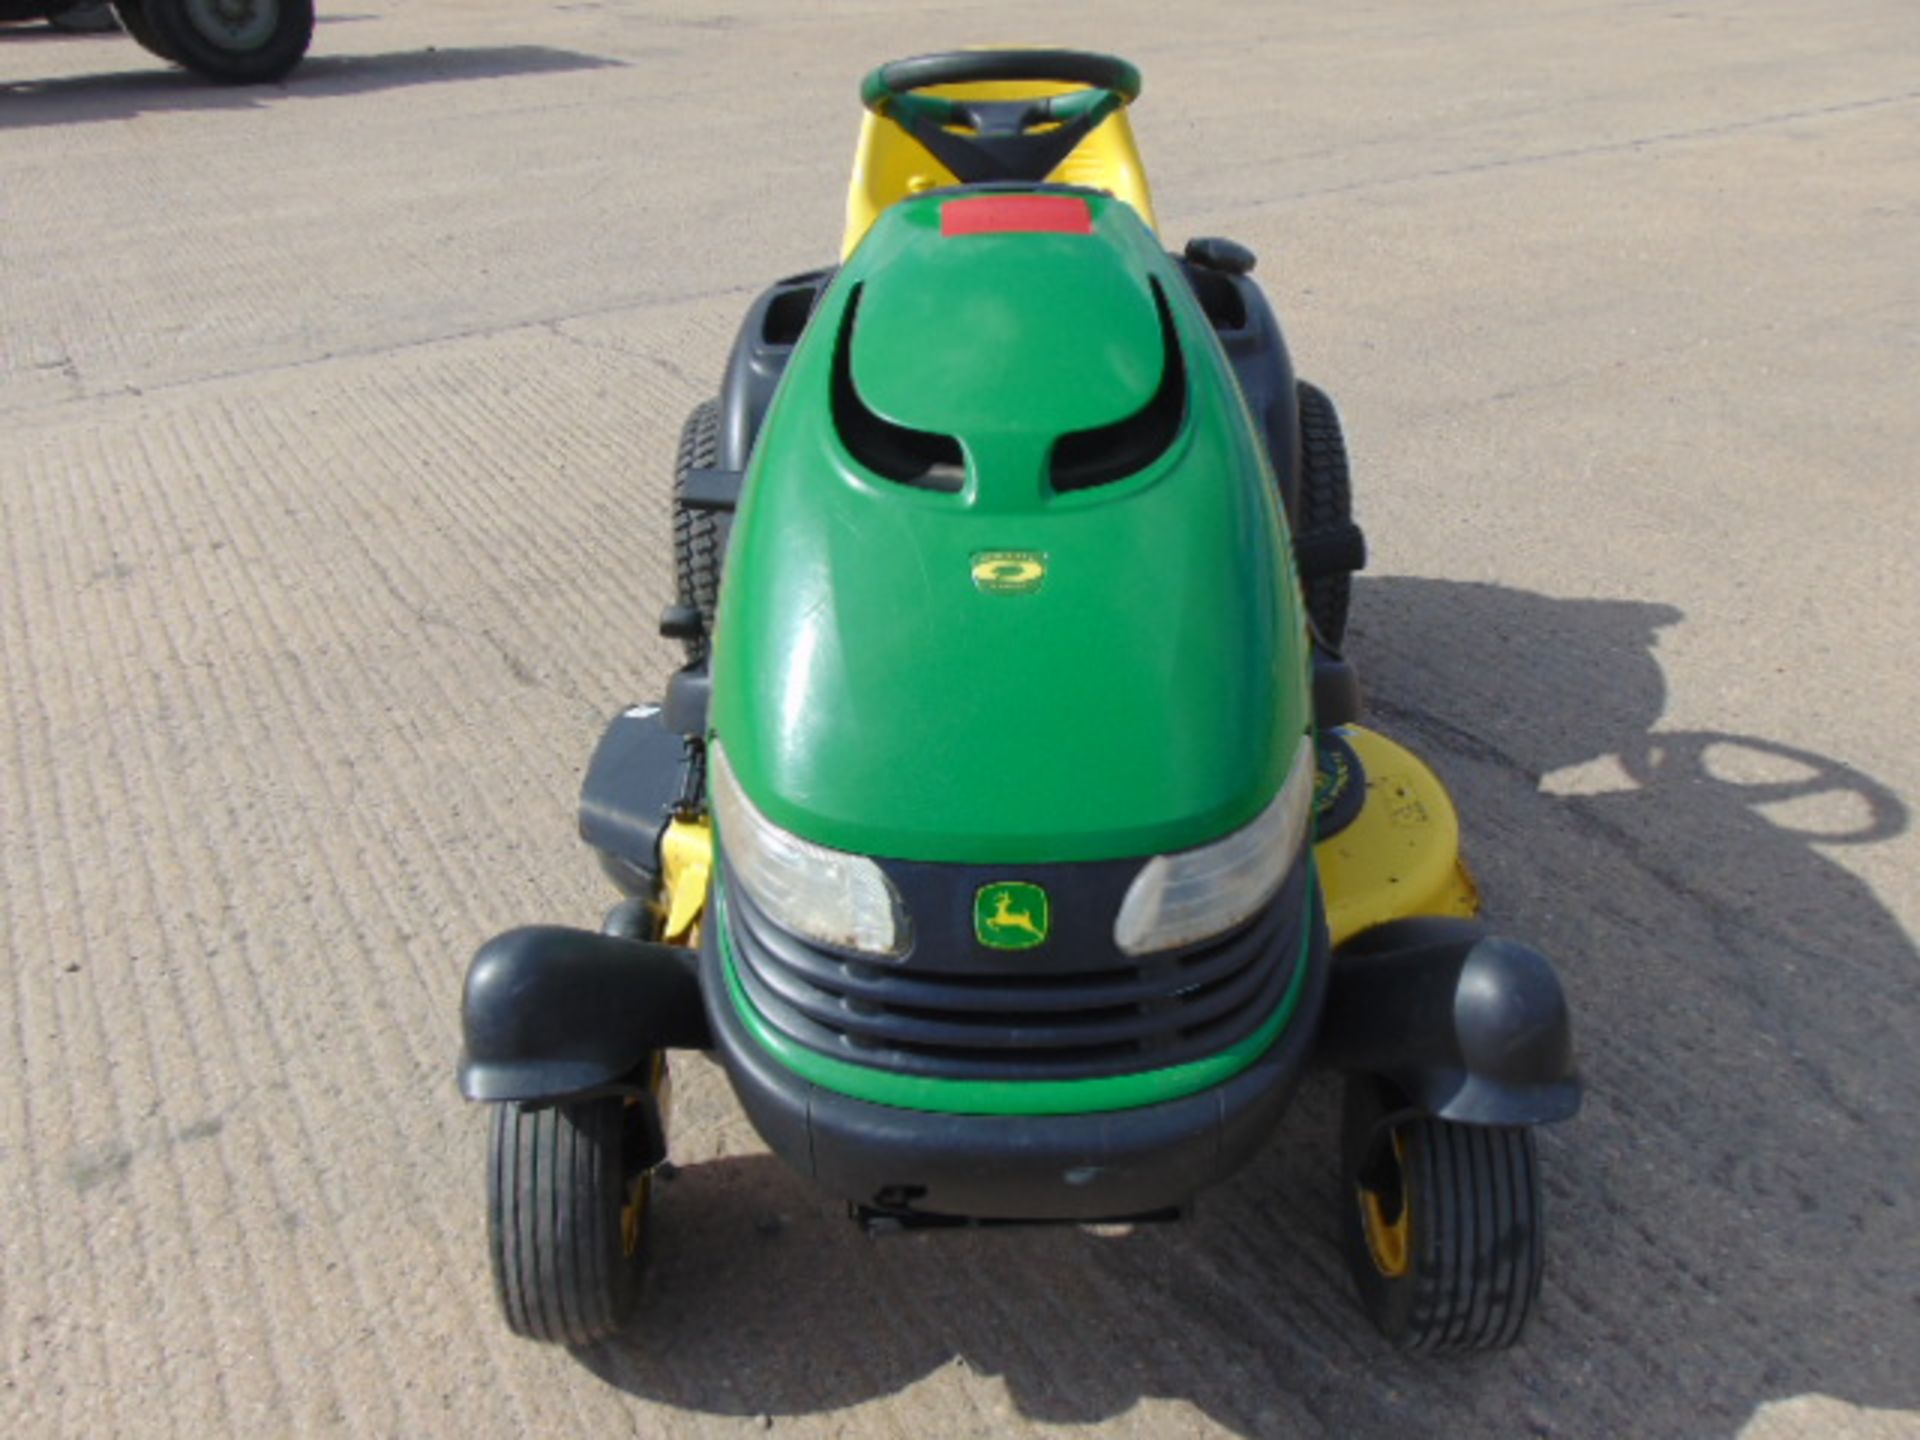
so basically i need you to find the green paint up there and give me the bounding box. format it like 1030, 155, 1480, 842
974, 881, 1050, 949
709, 190, 1309, 864
718, 885, 1314, 1116
853, 206, 1163, 444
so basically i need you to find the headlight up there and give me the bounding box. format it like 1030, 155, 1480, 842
709, 742, 906, 955
1113, 736, 1316, 956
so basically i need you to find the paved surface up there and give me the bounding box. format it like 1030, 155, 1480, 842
4, 2, 1918, 1436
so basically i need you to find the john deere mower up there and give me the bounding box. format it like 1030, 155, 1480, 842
458, 50, 1581, 1354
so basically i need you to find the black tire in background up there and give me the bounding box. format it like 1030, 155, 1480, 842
48, 1, 120, 32
1296, 380, 1356, 648
110, 0, 176, 60
673, 399, 725, 665
488, 1094, 655, 1346
1339, 1074, 1545, 1352
142, 0, 310, 83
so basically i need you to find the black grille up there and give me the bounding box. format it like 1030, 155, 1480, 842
721, 857, 1309, 1082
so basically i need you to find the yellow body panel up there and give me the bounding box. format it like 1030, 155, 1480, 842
659, 817, 713, 946
842, 80, 1158, 259
1314, 727, 1481, 947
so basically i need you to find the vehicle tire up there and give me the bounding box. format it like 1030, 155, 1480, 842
141, 0, 311, 84
110, 0, 177, 60
1339, 1074, 1544, 1352
672, 399, 724, 665
1297, 380, 1356, 647
487, 1084, 662, 1346
49, 2, 120, 33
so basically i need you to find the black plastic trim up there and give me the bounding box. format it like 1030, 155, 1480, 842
1315, 917, 1582, 1126
458, 926, 712, 1103
1313, 646, 1363, 730
718, 268, 835, 471
679, 467, 744, 512
1183, 236, 1257, 276
663, 663, 710, 738
702, 894, 1331, 1220
577, 705, 690, 895
720, 855, 1311, 1082
1173, 250, 1301, 520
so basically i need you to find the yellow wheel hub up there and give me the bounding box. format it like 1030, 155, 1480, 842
619, 1174, 651, 1258
1358, 1133, 1412, 1279
617, 1057, 669, 1259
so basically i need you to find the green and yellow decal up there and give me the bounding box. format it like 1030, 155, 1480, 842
970, 551, 1047, 594
974, 881, 1049, 949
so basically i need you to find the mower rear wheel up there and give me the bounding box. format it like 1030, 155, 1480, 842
487, 1088, 660, 1345
672, 399, 724, 664
110, 0, 173, 56
1297, 381, 1355, 647
1339, 1075, 1544, 1352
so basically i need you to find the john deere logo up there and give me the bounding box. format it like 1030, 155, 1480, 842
971, 551, 1047, 594
975, 882, 1050, 950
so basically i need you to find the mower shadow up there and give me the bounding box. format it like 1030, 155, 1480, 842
584, 578, 1919, 1439
0, 45, 620, 128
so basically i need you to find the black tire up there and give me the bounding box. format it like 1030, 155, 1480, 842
1296, 380, 1355, 647
110, 0, 176, 60
49, 2, 120, 33
1339, 1075, 1544, 1353
142, 0, 311, 83
487, 1090, 659, 1345
672, 399, 724, 665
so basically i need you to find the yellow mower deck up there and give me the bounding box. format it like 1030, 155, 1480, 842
1315, 726, 1480, 945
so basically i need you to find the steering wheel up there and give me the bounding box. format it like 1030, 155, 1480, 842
859, 50, 1143, 185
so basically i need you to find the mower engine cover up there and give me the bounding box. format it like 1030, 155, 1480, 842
698, 186, 1326, 1220
710, 188, 1310, 865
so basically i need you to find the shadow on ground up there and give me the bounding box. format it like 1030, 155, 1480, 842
0, 44, 620, 126
581, 578, 1917, 1439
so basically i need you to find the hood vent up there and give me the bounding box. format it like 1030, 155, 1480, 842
832, 285, 967, 493
831, 277, 1185, 498
1049, 279, 1187, 494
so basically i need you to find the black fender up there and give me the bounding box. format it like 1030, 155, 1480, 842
1314, 917, 1581, 1126
718, 267, 836, 470
1174, 246, 1300, 522
457, 926, 713, 1105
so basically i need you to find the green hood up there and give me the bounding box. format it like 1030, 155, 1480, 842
709, 190, 1309, 864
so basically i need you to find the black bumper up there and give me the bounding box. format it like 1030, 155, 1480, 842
701, 888, 1331, 1222
457, 925, 710, 1104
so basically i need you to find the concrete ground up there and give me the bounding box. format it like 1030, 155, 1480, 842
3, 2, 1917, 1436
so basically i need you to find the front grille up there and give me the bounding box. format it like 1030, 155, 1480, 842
722, 857, 1308, 1082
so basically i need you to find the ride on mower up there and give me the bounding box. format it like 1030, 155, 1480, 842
457, 50, 1581, 1355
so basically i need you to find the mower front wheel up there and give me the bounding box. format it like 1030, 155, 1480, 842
487, 1079, 665, 1345
1339, 1075, 1544, 1352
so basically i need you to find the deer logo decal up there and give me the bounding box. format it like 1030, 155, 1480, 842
975, 882, 1051, 950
